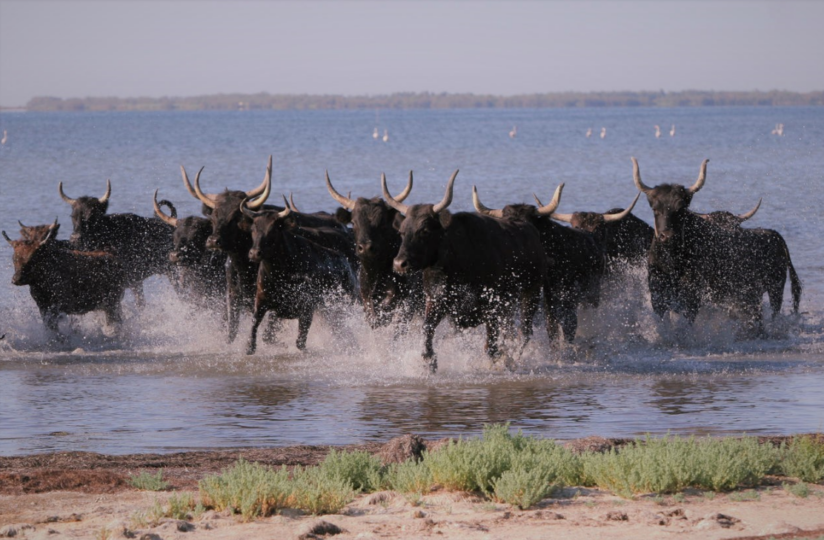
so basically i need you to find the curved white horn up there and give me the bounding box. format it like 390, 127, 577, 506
187, 166, 216, 209
431, 170, 459, 214
247, 155, 272, 197
326, 171, 356, 210
395, 170, 414, 202
277, 195, 292, 218
244, 169, 271, 210
631, 157, 653, 194
98, 179, 111, 204
687, 158, 709, 194
288, 193, 300, 212
737, 197, 762, 221
536, 183, 564, 216
239, 197, 264, 220
2, 231, 12, 245
152, 189, 178, 227
603, 193, 642, 223
471, 186, 503, 218
58, 182, 77, 205
382, 173, 410, 215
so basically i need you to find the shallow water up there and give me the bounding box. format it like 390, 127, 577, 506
0, 107, 823, 455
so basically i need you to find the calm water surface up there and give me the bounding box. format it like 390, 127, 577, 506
0, 107, 822, 455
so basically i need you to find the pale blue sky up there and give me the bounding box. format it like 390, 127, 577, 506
1, 0, 822, 107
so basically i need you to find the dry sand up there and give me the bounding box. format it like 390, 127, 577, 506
1, 439, 823, 540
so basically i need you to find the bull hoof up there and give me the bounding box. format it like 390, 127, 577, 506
246, 343, 256, 355
422, 355, 437, 374
296, 341, 307, 351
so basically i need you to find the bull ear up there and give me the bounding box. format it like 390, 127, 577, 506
335, 208, 352, 225
282, 214, 298, 229
201, 204, 213, 217
392, 212, 405, 231
438, 210, 453, 228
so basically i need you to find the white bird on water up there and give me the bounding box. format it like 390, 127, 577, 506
585, 127, 592, 138
382, 129, 389, 142
509, 125, 517, 139
373, 127, 379, 139
0, 130, 6, 145
600, 127, 607, 139
670, 124, 676, 137
655, 125, 661, 138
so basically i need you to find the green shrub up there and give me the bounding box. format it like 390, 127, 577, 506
781, 436, 824, 483
691, 437, 779, 491
128, 469, 169, 491
383, 459, 433, 495
784, 481, 810, 498
199, 459, 291, 519
492, 466, 558, 509
320, 449, 384, 492
581, 435, 780, 498
288, 465, 356, 515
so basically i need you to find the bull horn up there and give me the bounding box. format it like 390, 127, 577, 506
471, 186, 503, 218
432, 170, 459, 214
246, 155, 272, 198
58, 182, 77, 205
190, 166, 216, 209
288, 193, 300, 212
17, 220, 26, 229
152, 190, 178, 227
2, 231, 12, 245
239, 197, 264, 220
326, 171, 356, 210
535, 183, 564, 216
244, 168, 271, 210
687, 158, 709, 194
41, 218, 59, 246
737, 197, 761, 221
180, 164, 205, 200
602, 193, 642, 223
396, 170, 414, 202
382, 173, 410, 215
278, 195, 292, 218
631, 157, 653, 194
99, 179, 111, 204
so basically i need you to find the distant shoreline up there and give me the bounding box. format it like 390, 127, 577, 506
9, 90, 824, 112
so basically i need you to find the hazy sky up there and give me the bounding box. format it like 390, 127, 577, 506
1, 0, 822, 107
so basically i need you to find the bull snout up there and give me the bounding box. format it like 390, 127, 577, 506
11, 273, 24, 286
393, 257, 409, 274
657, 230, 675, 242
248, 248, 261, 263
69, 233, 81, 243
356, 242, 374, 257
168, 251, 180, 263
205, 236, 221, 251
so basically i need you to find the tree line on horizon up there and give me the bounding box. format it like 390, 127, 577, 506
22, 90, 824, 112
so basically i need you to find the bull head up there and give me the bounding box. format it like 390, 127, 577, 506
326, 170, 414, 211
383, 170, 458, 216
549, 193, 642, 225
473, 184, 564, 218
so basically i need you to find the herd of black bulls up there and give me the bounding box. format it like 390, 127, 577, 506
3, 156, 801, 372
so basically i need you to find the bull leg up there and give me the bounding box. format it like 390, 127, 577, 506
296, 312, 313, 351
132, 282, 145, 310
246, 304, 267, 355
518, 288, 540, 353
558, 300, 578, 343
484, 318, 503, 359
40, 307, 65, 343
261, 315, 282, 344
422, 300, 447, 372
767, 280, 785, 320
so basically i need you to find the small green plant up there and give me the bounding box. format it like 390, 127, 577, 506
491, 466, 557, 509
130, 511, 148, 530
146, 492, 196, 523
128, 469, 169, 491
383, 458, 433, 496
650, 494, 666, 505
781, 436, 824, 483
728, 489, 760, 502
784, 481, 810, 498
96, 527, 112, 540
288, 465, 356, 515
320, 449, 383, 493
672, 492, 685, 503
702, 491, 716, 501
199, 459, 292, 520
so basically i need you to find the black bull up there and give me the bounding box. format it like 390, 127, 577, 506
4, 221, 129, 337
633, 157, 801, 334
244, 203, 357, 355
385, 171, 546, 371
473, 184, 604, 344
186, 156, 356, 344
326, 171, 423, 329
58, 180, 174, 308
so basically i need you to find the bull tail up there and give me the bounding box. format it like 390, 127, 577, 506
784, 240, 802, 314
